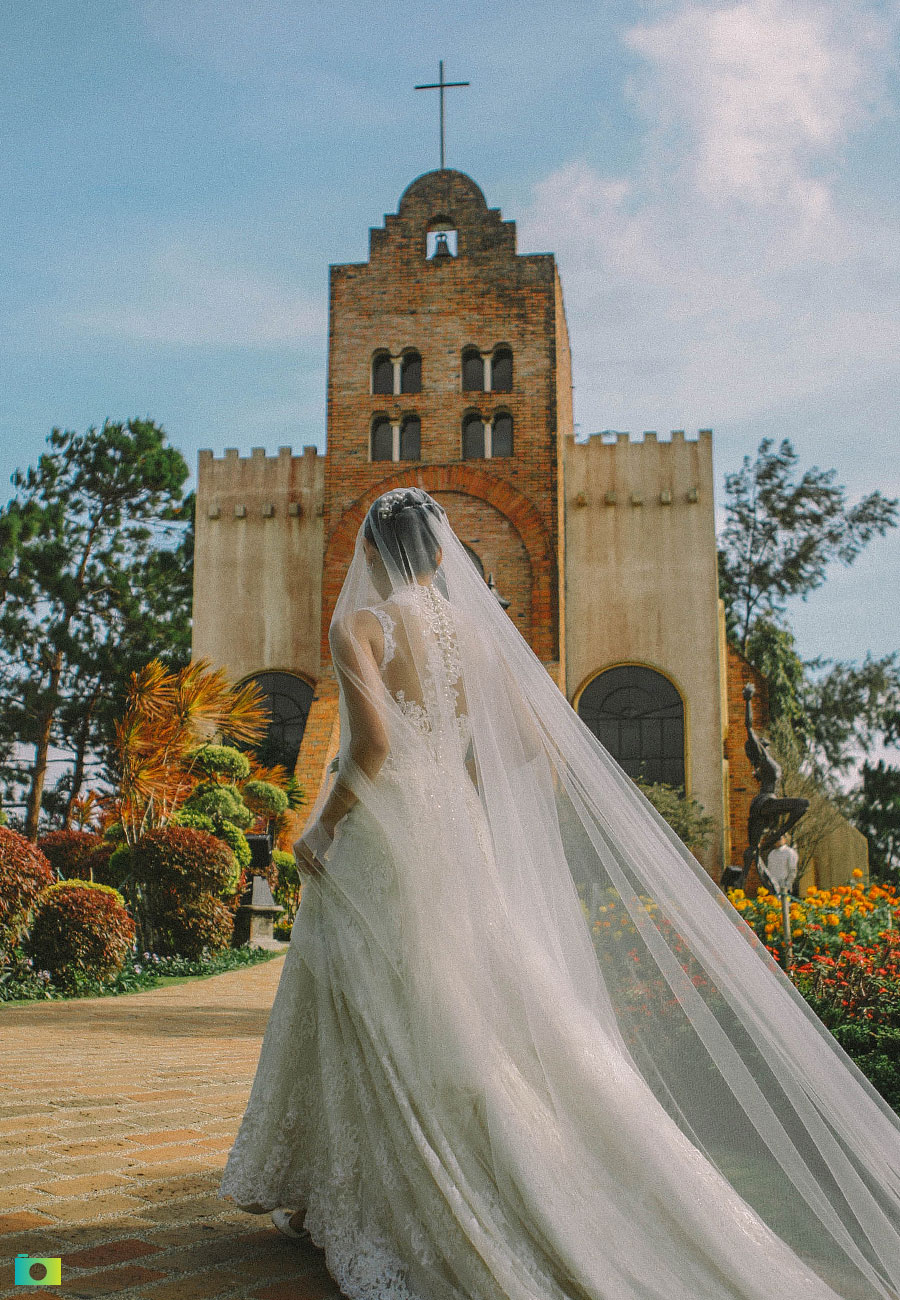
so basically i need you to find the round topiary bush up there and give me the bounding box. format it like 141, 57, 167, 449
86, 840, 118, 886
152, 890, 234, 960
189, 745, 251, 782
242, 780, 289, 819
24, 880, 135, 988
132, 826, 237, 898
38, 829, 105, 881
0, 827, 54, 956
185, 783, 253, 830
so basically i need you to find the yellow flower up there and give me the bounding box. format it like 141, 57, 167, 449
792, 929, 803, 939
826, 913, 840, 926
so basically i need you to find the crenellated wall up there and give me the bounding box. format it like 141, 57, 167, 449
192, 445, 325, 686
563, 429, 726, 877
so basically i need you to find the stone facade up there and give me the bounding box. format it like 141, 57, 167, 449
564, 429, 726, 875
191, 168, 865, 889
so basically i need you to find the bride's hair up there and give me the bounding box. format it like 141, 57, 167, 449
363, 488, 444, 581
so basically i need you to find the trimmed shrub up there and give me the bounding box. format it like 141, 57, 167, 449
152, 890, 234, 960
185, 783, 253, 829
213, 821, 251, 881
243, 780, 289, 819
170, 809, 216, 834
24, 881, 135, 987
272, 848, 301, 932
0, 827, 54, 955
87, 840, 118, 886
106, 844, 135, 887
132, 826, 236, 898
189, 745, 251, 782
38, 830, 104, 881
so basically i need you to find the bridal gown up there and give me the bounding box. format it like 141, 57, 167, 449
217, 583, 882, 1300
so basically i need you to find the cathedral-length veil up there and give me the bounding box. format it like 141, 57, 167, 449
220, 488, 900, 1300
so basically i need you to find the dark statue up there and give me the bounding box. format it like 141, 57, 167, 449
720, 684, 809, 892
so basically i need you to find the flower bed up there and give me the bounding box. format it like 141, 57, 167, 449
0, 940, 283, 1003
579, 874, 900, 1114
726, 873, 900, 1110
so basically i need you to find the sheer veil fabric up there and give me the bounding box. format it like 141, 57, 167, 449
219, 487, 900, 1300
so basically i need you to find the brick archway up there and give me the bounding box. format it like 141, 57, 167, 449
320, 465, 557, 665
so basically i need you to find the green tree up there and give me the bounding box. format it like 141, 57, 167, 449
635, 780, 715, 856
0, 420, 190, 839
718, 437, 897, 654
848, 762, 900, 882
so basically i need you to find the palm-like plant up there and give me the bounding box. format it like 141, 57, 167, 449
113, 658, 268, 845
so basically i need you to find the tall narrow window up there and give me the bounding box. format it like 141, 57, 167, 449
372, 352, 393, 395
492, 346, 513, 392
400, 350, 421, 394
462, 414, 485, 459
400, 416, 421, 460
371, 417, 393, 461
491, 412, 513, 457
462, 348, 484, 392
577, 666, 685, 788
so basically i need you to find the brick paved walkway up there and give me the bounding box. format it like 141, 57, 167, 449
0, 954, 344, 1299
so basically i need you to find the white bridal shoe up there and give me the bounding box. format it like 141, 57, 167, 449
271, 1208, 312, 1243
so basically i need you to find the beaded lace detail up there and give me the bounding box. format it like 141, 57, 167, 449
361, 605, 397, 668
379, 584, 471, 757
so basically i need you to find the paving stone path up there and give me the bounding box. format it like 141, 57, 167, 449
0, 954, 345, 1299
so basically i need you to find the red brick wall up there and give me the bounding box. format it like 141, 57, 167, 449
724, 643, 770, 895
284, 678, 340, 848
321, 170, 567, 672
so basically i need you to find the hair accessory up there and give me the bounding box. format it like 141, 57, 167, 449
374, 488, 446, 524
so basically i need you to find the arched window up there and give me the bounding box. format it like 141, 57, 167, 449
427, 220, 458, 258
400, 416, 421, 460
462, 414, 486, 460
371, 417, 393, 461
491, 412, 513, 457
492, 346, 513, 392
400, 350, 421, 394
372, 352, 393, 395
462, 348, 484, 392
243, 672, 314, 774
577, 665, 685, 788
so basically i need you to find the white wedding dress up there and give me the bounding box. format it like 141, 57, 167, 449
219, 491, 900, 1300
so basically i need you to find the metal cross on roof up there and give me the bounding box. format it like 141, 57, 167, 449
414, 60, 470, 171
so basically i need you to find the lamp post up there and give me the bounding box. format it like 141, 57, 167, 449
764, 837, 800, 969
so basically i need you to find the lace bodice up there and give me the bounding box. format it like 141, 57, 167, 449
361, 584, 473, 756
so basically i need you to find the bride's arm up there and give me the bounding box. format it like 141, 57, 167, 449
317, 612, 390, 834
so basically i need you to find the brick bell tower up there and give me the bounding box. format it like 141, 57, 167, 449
322, 169, 570, 669
291, 169, 573, 812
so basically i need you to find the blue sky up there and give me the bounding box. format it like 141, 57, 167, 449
1, 0, 898, 666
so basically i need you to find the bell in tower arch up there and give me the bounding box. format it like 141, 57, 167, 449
433, 230, 453, 259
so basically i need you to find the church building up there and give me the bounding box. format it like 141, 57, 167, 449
191, 169, 863, 889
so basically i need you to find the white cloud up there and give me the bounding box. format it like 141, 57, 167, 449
519, 0, 900, 435
624, 0, 893, 211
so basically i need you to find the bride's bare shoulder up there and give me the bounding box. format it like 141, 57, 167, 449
331, 609, 384, 653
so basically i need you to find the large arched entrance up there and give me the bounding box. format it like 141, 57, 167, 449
576, 665, 686, 789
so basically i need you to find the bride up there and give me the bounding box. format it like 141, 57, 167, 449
218, 487, 900, 1300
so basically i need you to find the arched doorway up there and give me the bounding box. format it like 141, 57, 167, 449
577, 665, 685, 789
242, 671, 315, 773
